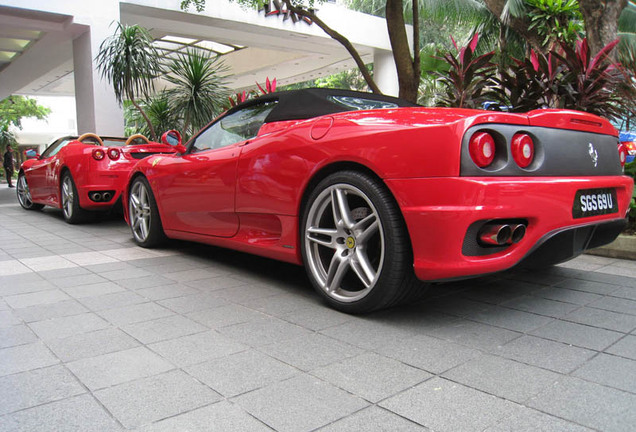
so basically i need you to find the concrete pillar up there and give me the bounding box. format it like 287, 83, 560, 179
73, 20, 124, 135
373, 49, 399, 97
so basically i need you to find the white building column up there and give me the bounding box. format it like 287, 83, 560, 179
373, 49, 399, 97
73, 21, 124, 135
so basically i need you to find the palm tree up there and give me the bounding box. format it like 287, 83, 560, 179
95, 23, 161, 139
165, 49, 229, 139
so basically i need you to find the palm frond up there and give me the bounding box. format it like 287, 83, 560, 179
165, 49, 230, 136
95, 23, 160, 103
500, 0, 527, 24
619, 4, 636, 35
418, 0, 489, 25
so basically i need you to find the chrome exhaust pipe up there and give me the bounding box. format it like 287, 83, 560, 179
102, 192, 111, 202
479, 224, 512, 246
91, 192, 102, 202
509, 224, 526, 244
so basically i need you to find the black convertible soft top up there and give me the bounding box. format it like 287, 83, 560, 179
226, 88, 418, 124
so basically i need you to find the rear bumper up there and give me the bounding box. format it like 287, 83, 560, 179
76, 172, 126, 210
385, 176, 633, 281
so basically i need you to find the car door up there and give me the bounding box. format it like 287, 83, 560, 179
25, 137, 69, 203
155, 101, 278, 237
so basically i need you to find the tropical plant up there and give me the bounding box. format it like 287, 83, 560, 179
553, 38, 628, 120
418, 43, 450, 106
228, 77, 277, 107
436, 33, 497, 108
95, 23, 161, 139
502, 0, 583, 49
165, 49, 230, 139
496, 50, 562, 111
124, 92, 180, 137
619, 1, 636, 54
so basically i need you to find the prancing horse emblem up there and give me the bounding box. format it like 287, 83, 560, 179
588, 143, 598, 167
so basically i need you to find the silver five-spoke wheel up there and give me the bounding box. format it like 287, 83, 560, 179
305, 183, 384, 303
61, 175, 74, 220
60, 173, 86, 224
128, 177, 165, 247
301, 171, 420, 313
129, 180, 151, 243
17, 173, 43, 210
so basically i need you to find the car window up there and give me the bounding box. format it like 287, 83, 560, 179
102, 138, 128, 147
327, 95, 398, 110
40, 138, 72, 159
191, 101, 278, 153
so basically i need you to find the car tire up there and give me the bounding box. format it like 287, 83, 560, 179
61, 172, 88, 224
128, 176, 166, 248
16, 172, 44, 211
301, 170, 424, 313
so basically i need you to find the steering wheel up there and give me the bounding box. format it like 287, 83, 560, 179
77, 133, 104, 146
125, 134, 151, 146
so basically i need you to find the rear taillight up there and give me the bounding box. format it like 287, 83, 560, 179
92, 148, 105, 160
511, 133, 534, 168
469, 132, 496, 168
107, 148, 121, 160
617, 142, 627, 167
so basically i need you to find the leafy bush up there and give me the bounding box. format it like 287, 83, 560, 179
437, 35, 632, 123
553, 39, 628, 120
435, 34, 497, 108
496, 51, 562, 112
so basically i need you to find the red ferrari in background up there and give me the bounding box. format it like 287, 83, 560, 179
18, 133, 176, 223
123, 88, 633, 313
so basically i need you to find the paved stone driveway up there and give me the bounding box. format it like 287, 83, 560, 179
0, 185, 635, 431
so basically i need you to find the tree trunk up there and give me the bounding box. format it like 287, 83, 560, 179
579, 0, 627, 59
128, 92, 156, 141
385, 0, 419, 102
283, 0, 382, 95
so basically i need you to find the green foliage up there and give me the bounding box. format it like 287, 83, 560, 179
96, 22, 161, 139
0, 96, 50, 131
617, 45, 636, 128
165, 49, 230, 139
624, 160, 636, 229
281, 67, 372, 92
95, 23, 160, 104
553, 39, 628, 120
435, 35, 631, 121
496, 50, 562, 111
619, 1, 636, 61
0, 96, 50, 153
436, 33, 497, 108
525, 0, 584, 47
124, 93, 179, 137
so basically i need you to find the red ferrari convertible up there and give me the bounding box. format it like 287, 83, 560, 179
123, 89, 633, 313
18, 133, 176, 223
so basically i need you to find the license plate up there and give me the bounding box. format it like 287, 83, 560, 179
573, 188, 618, 219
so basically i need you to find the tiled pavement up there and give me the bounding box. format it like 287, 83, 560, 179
0, 184, 635, 431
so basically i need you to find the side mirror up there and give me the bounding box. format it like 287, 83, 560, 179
161, 130, 187, 153
25, 149, 39, 159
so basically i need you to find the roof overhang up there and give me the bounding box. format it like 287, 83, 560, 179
0, 0, 395, 98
